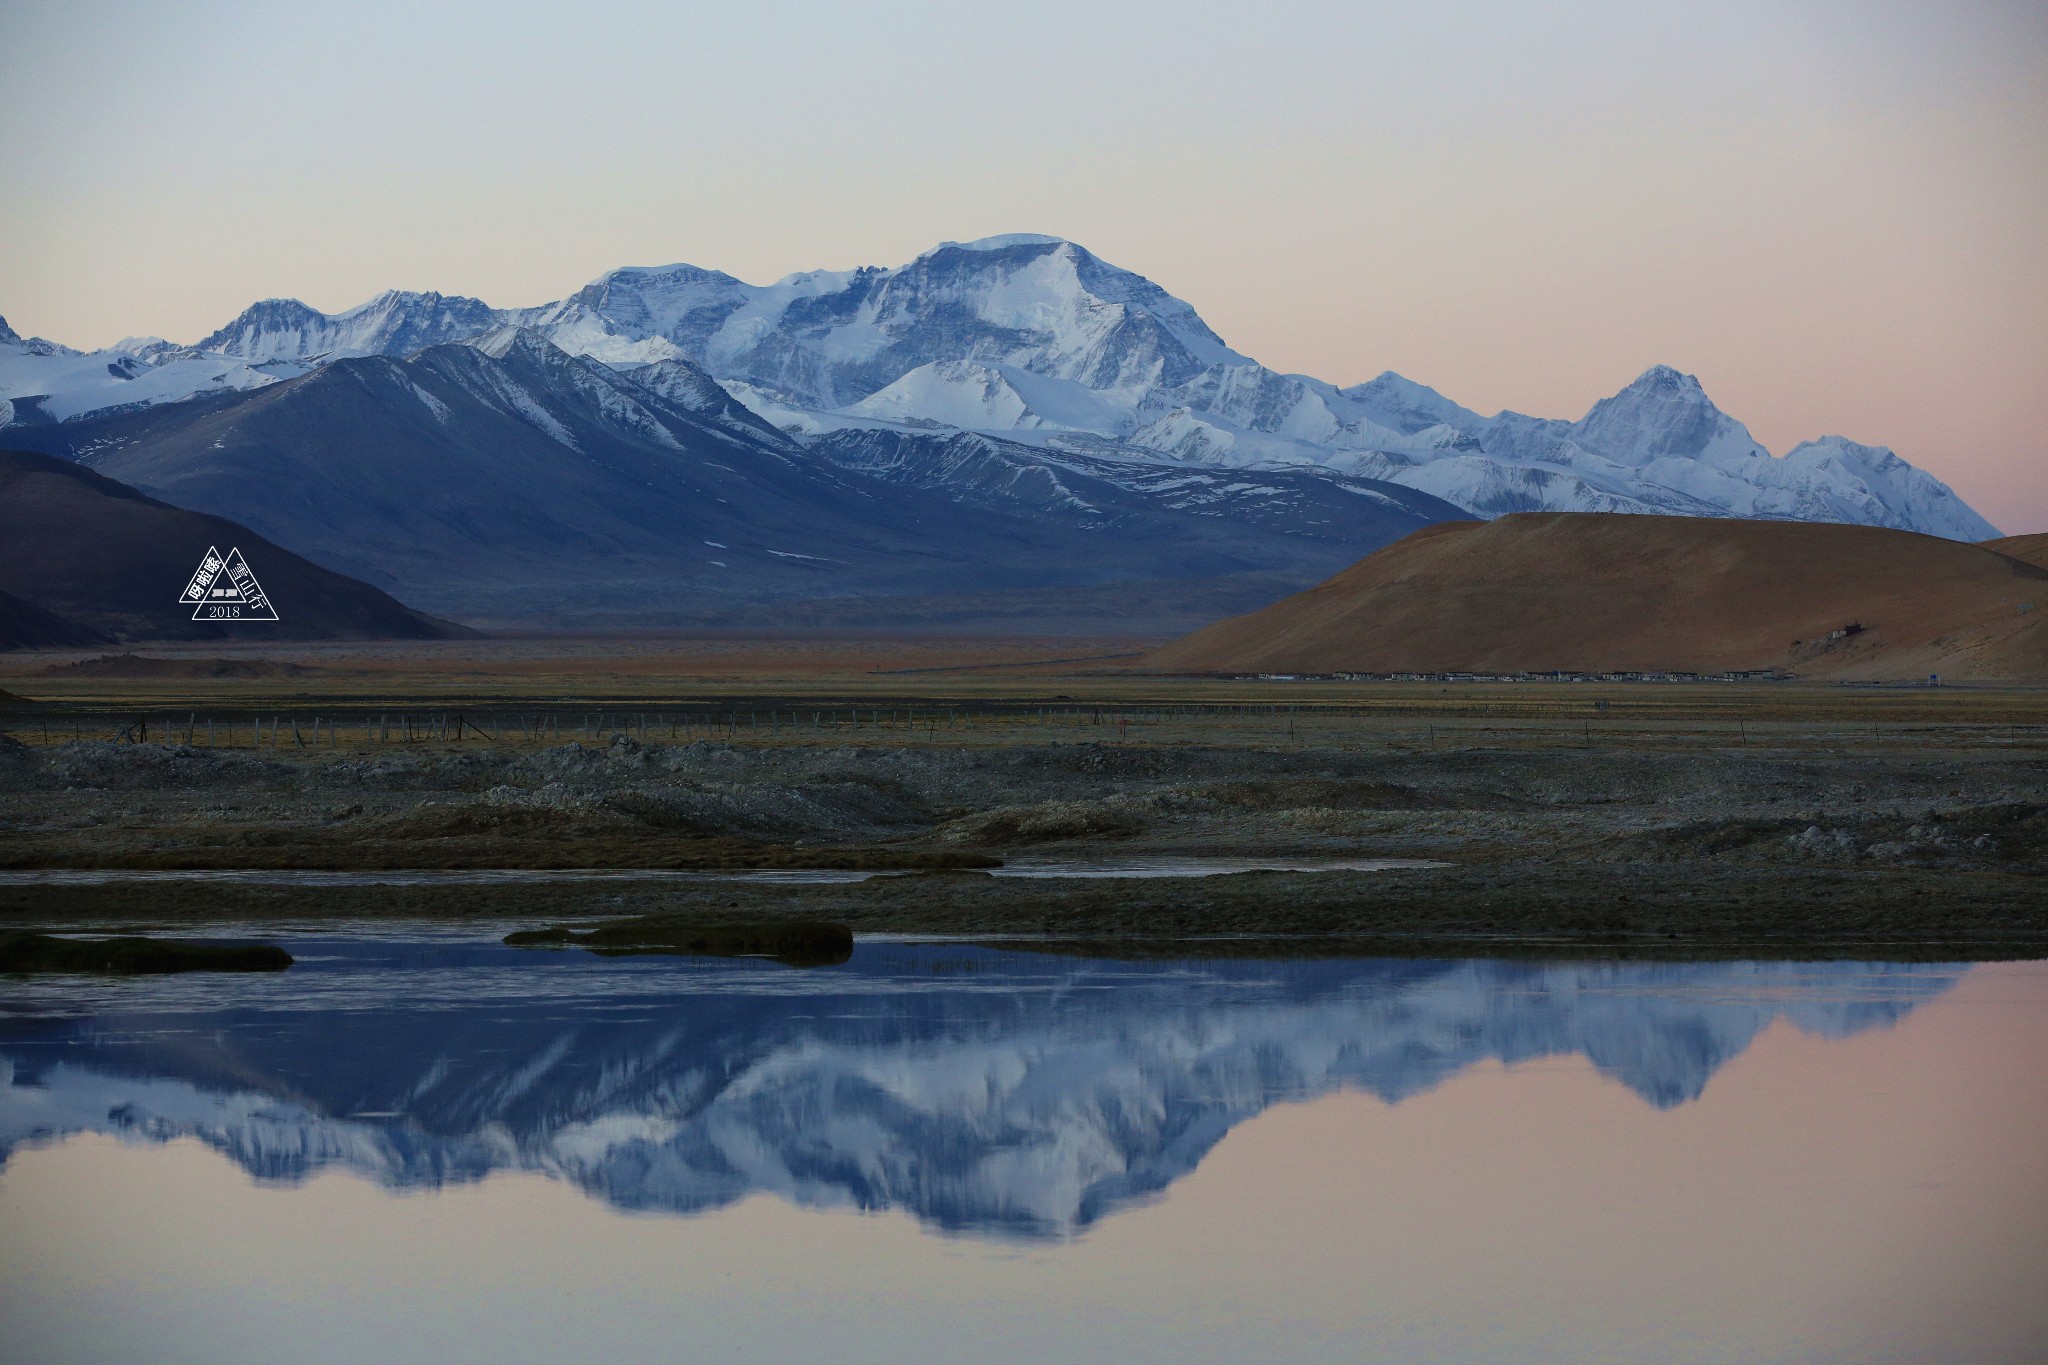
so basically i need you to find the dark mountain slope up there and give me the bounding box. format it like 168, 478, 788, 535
0, 587, 112, 650
13, 334, 1463, 630
0, 451, 464, 645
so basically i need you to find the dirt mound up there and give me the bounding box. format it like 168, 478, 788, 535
1984, 533, 2048, 572
1146, 514, 2048, 681
37, 653, 312, 679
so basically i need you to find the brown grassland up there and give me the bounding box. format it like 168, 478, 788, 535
2, 635, 2045, 961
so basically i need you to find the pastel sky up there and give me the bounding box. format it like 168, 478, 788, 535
2, 0, 2043, 531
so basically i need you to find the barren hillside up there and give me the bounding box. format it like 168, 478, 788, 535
1146, 513, 2048, 681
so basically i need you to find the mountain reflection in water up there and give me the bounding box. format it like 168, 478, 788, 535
0, 940, 1962, 1240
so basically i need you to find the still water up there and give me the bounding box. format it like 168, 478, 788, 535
0, 855, 1438, 887
1, 934, 2044, 1363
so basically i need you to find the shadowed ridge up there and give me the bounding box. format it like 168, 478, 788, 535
1145, 512, 2048, 681
0, 450, 471, 645
0, 585, 112, 650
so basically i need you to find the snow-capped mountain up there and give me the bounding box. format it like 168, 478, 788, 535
842, 359, 1130, 433
0, 946, 1962, 1240
491, 238, 1995, 539
13, 326, 1456, 627
515, 234, 1248, 410
198, 289, 501, 363
3, 236, 2001, 540
0, 312, 293, 427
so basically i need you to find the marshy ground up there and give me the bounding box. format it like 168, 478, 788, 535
2, 642, 2044, 958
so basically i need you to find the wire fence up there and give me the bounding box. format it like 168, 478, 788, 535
4, 703, 2043, 754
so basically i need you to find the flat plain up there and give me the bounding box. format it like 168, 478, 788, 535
3, 636, 2044, 959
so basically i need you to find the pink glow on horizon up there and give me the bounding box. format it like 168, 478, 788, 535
1, 1, 2041, 530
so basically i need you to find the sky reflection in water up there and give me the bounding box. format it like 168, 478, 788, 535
0, 939, 1972, 1239
1, 939, 2044, 1364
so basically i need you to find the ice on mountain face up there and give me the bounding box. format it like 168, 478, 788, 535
1773, 436, 2000, 541
1156, 365, 1347, 446
930, 233, 1068, 253
1126, 407, 1249, 466
549, 237, 1254, 413
1568, 365, 1768, 468
109, 336, 192, 365
1340, 371, 1490, 438
28, 238, 2004, 540
819, 427, 1105, 517
619, 358, 804, 454
843, 359, 1129, 434
200, 291, 499, 362
1372, 454, 1693, 518
1481, 410, 1575, 463
412, 327, 809, 464
0, 327, 285, 426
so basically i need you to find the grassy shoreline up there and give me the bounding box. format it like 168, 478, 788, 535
8, 860, 2044, 961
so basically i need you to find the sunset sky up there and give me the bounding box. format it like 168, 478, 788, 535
3, 0, 2043, 530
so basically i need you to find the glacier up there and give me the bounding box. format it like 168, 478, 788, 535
0, 312, 296, 427
0, 237, 2002, 539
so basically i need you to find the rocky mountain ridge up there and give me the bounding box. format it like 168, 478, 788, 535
9, 330, 1458, 628
0, 237, 2000, 539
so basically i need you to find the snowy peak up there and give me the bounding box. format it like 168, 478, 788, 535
623, 356, 804, 451
1789, 433, 1905, 473
1, 325, 291, 426
1340, 371, 1488, 437
1778, 435, 1999, 541
576, 261, 744, 296
11, 238, 2008, 542
504, 236, 1255, 414
199, 290, 498, 362
626, 354, 743, 414
0, 315, 17, 345
923, 232, 1069, 254
403, 326, 802, 461
195, 298, 328, 358
541, 262, 749, 344
465, 322, 554, 363
847, 235, 1249, 400
1570, 364, 1764, 466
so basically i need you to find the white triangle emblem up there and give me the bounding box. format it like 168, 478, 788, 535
181, 545, 279, 621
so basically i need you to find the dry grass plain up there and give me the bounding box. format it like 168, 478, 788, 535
4, 633, 2046, 752
2, 635, 2044, 959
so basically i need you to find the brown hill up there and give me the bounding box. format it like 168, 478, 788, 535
1983, 533, 2048, 572
0, 451, 472, 649
1145, 513, 2048, 681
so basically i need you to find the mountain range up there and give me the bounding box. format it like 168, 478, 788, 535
0, 237, 2001, 629
2, 316, 1458, 631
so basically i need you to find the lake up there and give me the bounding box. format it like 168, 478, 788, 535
2, 932, 2044, 1363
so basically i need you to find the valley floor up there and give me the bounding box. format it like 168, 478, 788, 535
2, 664, 2044, 958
